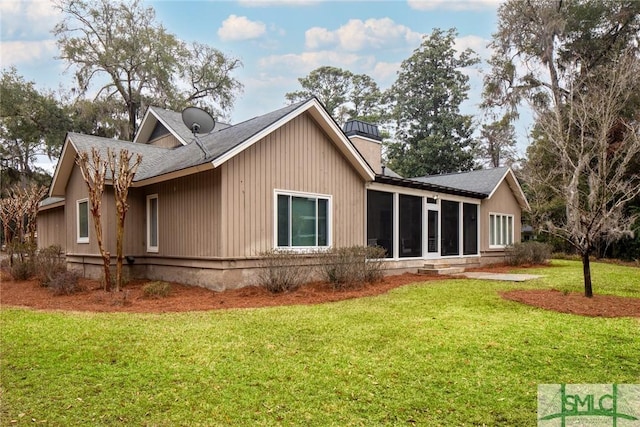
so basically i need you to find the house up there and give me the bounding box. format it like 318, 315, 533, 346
37, 98, 529, 290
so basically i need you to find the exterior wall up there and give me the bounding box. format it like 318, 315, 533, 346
349, 135, 382, 173
479, 179, 522, 263
218, 112, 366, 258
65, 164, 105, 256
141, 167, 223, 258
37, 206, 66, 251
148, 134, 182, 149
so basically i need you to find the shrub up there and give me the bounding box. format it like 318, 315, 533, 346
256, 249, 308, 293
319, 245, 386, 290
47, 270, 84, 296
36, 245, 66, 287
10, 259, 35, 281
142, 281, 172, 298
506, 241, 552, 266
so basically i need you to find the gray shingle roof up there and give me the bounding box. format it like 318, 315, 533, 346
411, 167, 510, 195
68, 133, 171, 181
68, 101, 308, 182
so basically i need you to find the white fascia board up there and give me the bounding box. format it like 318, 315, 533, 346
487, 168, 530, 211
49, 136, 76, 197
136, 107, 189, 146
132, 162, 214, 187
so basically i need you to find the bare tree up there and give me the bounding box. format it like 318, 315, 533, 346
526, 52, 640, 297
76, 148, 111, 291
0, 184, 47, 266
108, 149, 142, 292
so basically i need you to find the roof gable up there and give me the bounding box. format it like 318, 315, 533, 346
49, 98, 375, 195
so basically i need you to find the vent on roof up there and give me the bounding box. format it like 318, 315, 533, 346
343, 120, 382, 141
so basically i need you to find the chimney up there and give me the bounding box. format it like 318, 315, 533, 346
343, 120, 382, 174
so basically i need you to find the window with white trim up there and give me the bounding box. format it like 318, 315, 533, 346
489, 213, 514, 247
276, 191, 330, 248
147, 194, 158, 252
77, 199, 89, 243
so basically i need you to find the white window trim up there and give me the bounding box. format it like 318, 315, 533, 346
489, 212, 514, 249
274, 189, 332, 251
146, 194, 159, 253
76, 198, 89, 244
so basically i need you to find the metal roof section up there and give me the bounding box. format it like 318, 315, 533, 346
343, 119, 382, 141
374, 174, 487, 199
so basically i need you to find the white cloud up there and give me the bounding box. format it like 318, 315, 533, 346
455, 35, 491, 59
217, 15, 267, 41
0, 1, 60, 39
0, 40, 58, 66
305, 18, 422, 52
407, 0, 502, 11
258, 50, 374, 75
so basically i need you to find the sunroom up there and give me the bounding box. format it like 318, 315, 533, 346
365, 175, 487, 260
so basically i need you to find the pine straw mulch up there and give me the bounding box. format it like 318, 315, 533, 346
1, 264, 638, 317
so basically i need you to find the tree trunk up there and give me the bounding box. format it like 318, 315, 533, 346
102, 250, 112, 292
582, 251, 593, 298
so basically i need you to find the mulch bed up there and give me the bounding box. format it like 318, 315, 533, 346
501, 289, 640, 318
1, 265, 639, 317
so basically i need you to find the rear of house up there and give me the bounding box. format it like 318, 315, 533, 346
37, 98, 528, 290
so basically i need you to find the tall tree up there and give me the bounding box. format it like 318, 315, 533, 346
486, 0, 640, 296
54, 0, 243, 140
0, 68, 70, 185
525, 52, 640, 297
285, 66, 383, 125
385, 28, 479, 177
478, 115, 518, 168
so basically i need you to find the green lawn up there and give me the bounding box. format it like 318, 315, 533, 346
1, 260, 639, 426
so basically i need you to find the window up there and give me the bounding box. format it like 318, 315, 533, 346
441, 200, 459, 256
367, 190, 394, 258
399, 194, 422, 257
147, 194, 158, 252
463, 203, 478, 255
490, 213, 514, 247
276, 191, 330, 248
77, 199, 89, 243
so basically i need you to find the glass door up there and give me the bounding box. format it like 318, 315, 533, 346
425, 197, 439, 259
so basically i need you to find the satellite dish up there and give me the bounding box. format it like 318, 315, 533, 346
181, 107, 215, 135
181, 107, 215, 158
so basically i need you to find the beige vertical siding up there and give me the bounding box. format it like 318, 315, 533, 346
142, 168, 222, 257
65, 164, 105, 255
148, 134, 182, 149
37, 206, 66, 251
103, 187, 146, 256
219, 112, 366, 258
480, 180, 522, 252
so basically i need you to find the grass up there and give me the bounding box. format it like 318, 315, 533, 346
1, 260, 639, 426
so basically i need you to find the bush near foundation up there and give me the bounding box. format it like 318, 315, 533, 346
257, 249, 309, 293
47, 270, 84, 296
319, 245, 386, 290
36, 245, 66, 287
506, 241, 552, 266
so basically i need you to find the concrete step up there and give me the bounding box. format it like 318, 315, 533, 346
417, 266, 466, 276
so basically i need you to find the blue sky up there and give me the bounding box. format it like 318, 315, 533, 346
1, 0, 529, 169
